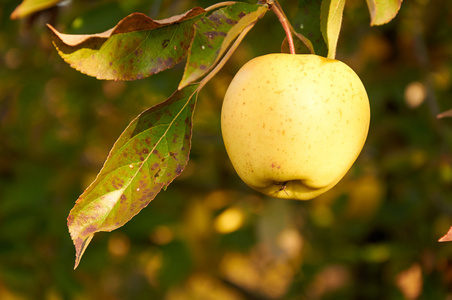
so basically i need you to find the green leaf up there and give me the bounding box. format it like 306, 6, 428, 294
68, 84, 199, 269
320, 0, 346, 59
10, 0, 62, 20
178, 2, 268, 89
48, 8, 206, 81
292, 0, 327, 57
366, 0, 402, 26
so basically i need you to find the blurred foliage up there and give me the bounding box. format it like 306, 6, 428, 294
1, 0, 452, 299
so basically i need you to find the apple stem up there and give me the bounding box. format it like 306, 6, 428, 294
269, 1, 295, 55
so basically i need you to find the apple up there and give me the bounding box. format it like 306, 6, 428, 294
221, 54, 370, 200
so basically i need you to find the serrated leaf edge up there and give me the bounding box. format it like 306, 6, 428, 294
69, 85, 199, 269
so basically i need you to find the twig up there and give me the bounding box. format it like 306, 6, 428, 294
205, 1, 238, 12
268, 0, 295, 54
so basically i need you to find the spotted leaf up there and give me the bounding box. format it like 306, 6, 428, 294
68, 84, 199, 268
48, 8, 206, 80
178, 2, 267, 89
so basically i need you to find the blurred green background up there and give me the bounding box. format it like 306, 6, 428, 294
1, 0, 452, 299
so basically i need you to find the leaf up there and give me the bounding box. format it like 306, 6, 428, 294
366, 0, 403, 26
10, 0, 62, 20
437, 109, 452, 119
320, 0, 346, 59
68, 84, 199, 269
291, 0, 327, 56
48, 8, 206, 81
281, 28, 315, 55
277, 0, 315, 55
439, 226, 452, 242
178, 2, 268, 89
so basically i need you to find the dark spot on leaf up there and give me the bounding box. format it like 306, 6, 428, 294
109, 62, 113, 66
175, 164, 184, 175
238, 12, 246, 18
74, 237, 83, 247
81, 224, 97, 236
204, 31, 227, 39
164, 57, 175, 68
112, 179, 123, 189
162, 39, 170, 49
200, 64, 207, 70
136, 73, 144, 80
169, 152, 178, 160
182, 42, 190, 51
226, 18, 238, 25
209, 14, 222, 25
120, 194, 127, 203
189, 61, 198, 69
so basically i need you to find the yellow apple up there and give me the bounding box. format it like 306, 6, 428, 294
221, 54, 370, 200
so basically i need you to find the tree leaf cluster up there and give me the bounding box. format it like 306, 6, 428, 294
12, 0, 446, 272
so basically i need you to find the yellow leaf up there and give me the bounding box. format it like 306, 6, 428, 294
320, 0, 346, 59
366, 0, 403, 26
10, 0, 62, 20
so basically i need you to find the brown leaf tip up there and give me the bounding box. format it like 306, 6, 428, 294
439, 226, 452, 242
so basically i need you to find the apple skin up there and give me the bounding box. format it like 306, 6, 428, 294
221, 54, 370, 200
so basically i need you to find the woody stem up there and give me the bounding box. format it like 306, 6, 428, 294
269, 1, 295, 54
